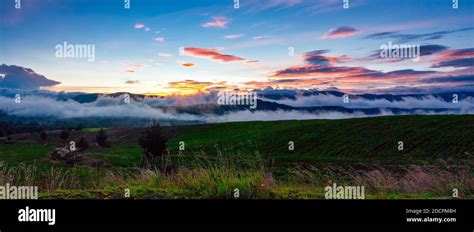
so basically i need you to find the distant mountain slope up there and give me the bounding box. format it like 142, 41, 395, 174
68, 91, 474, 104
257, 89, 474, 102
170, 99, 462, 115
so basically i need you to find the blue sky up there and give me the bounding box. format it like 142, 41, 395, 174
0, 0, 473, 94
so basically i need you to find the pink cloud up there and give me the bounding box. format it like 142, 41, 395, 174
241, 0, 304, 12
184, 47, 245, 63
154, 37, 165, 42
121, 63, 146, 73
159, 52, 173, 57
181, 63, 196, 68
322, 26, 359, 39
225, 34, 244, 39
134, 23, 145, 29
261, 0, 303, 9
202, 16, 229, 28
253, 36, 265, 40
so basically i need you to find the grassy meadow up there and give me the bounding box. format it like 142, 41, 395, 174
0, 115, 473, 199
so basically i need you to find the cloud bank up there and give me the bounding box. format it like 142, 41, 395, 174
263, 93, 474, 109
1, 89, 473, 124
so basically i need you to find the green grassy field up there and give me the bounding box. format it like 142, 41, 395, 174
167, 115, 474, 163
1, 115, 473, 199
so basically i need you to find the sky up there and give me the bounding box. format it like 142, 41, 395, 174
0, 0, 473, 95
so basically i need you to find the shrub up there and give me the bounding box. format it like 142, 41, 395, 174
59, 129, 69, 141
75, 124, 84, 131
139, 121, 168, 160
40, 131, 47, 140
96, 128, 110, 148
77, 136, 89, 150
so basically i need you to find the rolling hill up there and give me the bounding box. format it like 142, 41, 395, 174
1, 115, 473, 199
167, 115, 474, 164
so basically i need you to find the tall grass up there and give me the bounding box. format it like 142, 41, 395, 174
1, 149, 472, 199
0, 161, 79, 190
353, 165, 474, 197
137, 168, 274, 199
